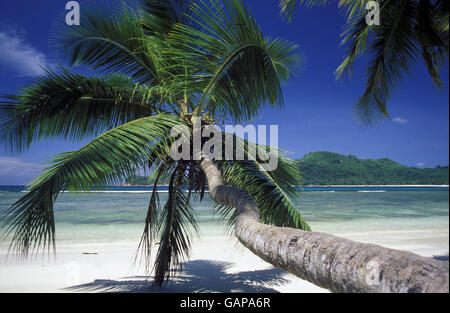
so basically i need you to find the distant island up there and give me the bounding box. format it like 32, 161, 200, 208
298, 151, 449, 185
124, 151, 449, 186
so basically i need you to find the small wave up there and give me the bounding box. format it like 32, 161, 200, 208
357, 190, 387, 193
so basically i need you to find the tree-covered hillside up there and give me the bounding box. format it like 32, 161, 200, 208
297, 152, 449, 185
123, 175, 153, 186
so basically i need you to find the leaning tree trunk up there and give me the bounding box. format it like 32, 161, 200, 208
199, 157, 449, 293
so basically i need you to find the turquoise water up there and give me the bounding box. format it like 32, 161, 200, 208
0, 186, 448, 248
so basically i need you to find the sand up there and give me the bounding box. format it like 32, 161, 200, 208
0, 236, 328, 293
0, 226, 448, 293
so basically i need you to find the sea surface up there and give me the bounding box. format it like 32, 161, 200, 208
0, 186, 448, 256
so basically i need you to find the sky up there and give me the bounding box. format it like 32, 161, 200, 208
0, 0, 448, 185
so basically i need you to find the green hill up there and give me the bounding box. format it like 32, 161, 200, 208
297, 151, 449, 185
123, 175, 154, 186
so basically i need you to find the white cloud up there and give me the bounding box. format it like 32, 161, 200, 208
0, 157, 45, 177
392, 117, 408, 125
0, 30, 53, 77
416, 162, 426, 168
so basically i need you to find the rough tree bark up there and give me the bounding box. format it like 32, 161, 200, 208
199, 157, 449, 293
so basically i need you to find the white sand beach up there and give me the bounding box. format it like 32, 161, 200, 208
0, 235, 328, 293
0, 226, 448, 293
1, 186, 448, 293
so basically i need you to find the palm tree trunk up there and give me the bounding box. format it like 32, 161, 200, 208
199, 157, 449, 293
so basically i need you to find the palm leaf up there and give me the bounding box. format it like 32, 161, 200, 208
168, 0, 304, 122
415, 0, 449, 90
434, 0, 449, 33
141, 0, 194, 30
335, 0, 398, 79
335, 14, 373, 79
279, 0, 330, 22
133, 164, 165, 272
51, 0, 159, 84
284, 0, 448, 123
153, 164, 199, 286
339, 0, 378, 20
354, 0, 418, 123
0, 68, 167, 153
214, 133, 311, 232
0, 113, 185, 257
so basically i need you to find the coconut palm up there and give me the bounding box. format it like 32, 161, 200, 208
279, 0, 449, 122
0, 0, 309, 287
0, 0, 448, 292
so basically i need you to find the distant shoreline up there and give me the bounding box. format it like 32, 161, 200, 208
120, 183, 450, 188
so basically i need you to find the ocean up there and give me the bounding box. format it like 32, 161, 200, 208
0, 186, 448, 256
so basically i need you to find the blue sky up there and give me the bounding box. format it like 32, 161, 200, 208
0, 0, 448, 185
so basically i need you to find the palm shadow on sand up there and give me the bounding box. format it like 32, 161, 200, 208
64, 260, 290, 293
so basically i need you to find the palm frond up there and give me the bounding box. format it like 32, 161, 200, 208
133, 164, 165, 272
0, 68, 166, 153
141, 0, 193, 30
153, 164, 199, 286
415, 0, 449, 89
335, 0, 398, 79
168, 0, 303, 122
335, 14, 373, 79
279, 0, 330, 22
51, 0, 159, 84
0, 181, 57, 258
354, 0, 418, 123
215, 157, 310, 232
336, 0, 447, 123
434, 0, 449, 33
282, 0, 448, 123
265, 37, 306, 82
0, 113, 185, 257
214, 133, 311, 232
338, 0, 377, 20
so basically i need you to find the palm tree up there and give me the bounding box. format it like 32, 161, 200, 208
279, 0, 449, 122
0, 0, 448, 292
0, 0, 309, 287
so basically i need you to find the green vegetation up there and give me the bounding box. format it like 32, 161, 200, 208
280, 0, 449, 123
124, 174, 169, 186
0, 0, 308, 286
124, 175, 154, 186
298, 151, 449, 185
